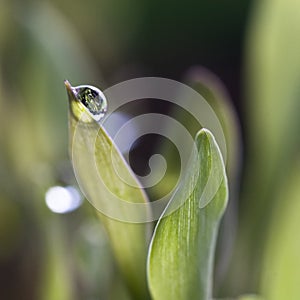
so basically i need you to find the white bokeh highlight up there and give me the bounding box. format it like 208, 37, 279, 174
45, 185, 83, 214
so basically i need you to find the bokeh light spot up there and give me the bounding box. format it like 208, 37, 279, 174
45, 186, 82, 214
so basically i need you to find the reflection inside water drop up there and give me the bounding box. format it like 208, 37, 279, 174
74, 85, 107, 122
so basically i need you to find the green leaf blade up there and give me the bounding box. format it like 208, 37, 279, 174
66, 82, 151, 299
147, 129, 228, 300
260, 163, 300, 300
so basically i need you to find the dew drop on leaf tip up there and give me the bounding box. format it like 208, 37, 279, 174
64, 79, 107, 122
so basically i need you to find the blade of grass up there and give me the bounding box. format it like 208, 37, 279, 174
236, 0, 300, 291
147, 129, 228, 300
39, 218, 74, 300
214, 296, 263, 300
184, 68, 241, 288
66, 82, 151, 300
238, 295, 264, 300
260, 161, 300, 300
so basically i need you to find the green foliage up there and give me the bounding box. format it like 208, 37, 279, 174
2, 0, 300, 299
147, 129, 228, 300
67, 83, 151, 299
233, 0, 300, 293
238, 295, 264, 300
39, 219, 74, 300
261, 163, 300, 299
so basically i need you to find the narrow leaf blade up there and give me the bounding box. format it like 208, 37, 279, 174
147, 129, 228, 300
260, 164, 300, 300
66, 82, 151, 299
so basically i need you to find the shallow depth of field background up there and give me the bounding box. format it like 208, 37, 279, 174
1, 0, 300, 299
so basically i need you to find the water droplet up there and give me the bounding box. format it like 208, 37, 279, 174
75, 86, 107, 121
65, 80, 107, 122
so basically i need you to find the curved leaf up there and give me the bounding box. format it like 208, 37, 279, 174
66, 81, 151, 299
147, 129, 228, 300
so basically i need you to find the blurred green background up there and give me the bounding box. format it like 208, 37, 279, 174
1, 0, 300, 299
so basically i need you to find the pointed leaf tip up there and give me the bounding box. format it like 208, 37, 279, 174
67, 83, 151, 298
147, 128, 228, 300
64, 79, 75, 100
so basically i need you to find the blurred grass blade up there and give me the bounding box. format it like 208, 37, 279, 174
236, 0, 300, 291
66, 82, 151, 299
184, 67, 242, 286
39, 218, 74, 300
147, 129, 228, 300
214, 296, 263, 300
237, 295, 264, 300
19, 1, 101, 83
184, 67, 241, 188
260, 162, 300, 300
